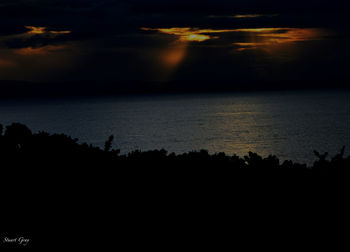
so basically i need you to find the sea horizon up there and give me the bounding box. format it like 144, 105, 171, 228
1, 88, 349, 165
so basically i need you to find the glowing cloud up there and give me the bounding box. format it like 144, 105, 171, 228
141, 27, 234, 79
25, 26, 71, 35
209, 14, 279, 19
0, 59, 15, 68
141, 27, 233, 42
50, 30, 72, 35
142, 27, 327, 46
232, 28, 328, 51
15, 45, 66, 56
233, 14, 265, 18
233, 28, 284, 33
25, 26, 47, 34
141, 26, 329, 77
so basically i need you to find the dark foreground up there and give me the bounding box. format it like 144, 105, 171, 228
2, 123, 350, 249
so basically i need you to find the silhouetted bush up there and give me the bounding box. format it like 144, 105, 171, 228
0, 122, 349, 181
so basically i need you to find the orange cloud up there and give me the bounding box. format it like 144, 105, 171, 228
142, 27, 327, 47
141, 27, 233, 42
232, 28, 328, 51
25, 26, 47, 34
209, 14, 279, 19
0, 59, 15, 68
15, 45, 66, 56
233, 14, 265, 18
141, 26, 329, 76
49, 30, 72, 34
25, 26, 71, 35
233, 28, 284, 33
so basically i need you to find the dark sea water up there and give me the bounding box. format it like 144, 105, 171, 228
1, 90, 350, 164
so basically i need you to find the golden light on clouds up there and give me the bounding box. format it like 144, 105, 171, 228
141, 26, 329, 79
15, 45, 66, 56
142, 27, 327, 46
141, 27, 232, 42
50, 30, 72, 35
209, 14, 279, 19
233, 28, 284, 33
185, 34, 211, 42
25, 26, 47, 34
25, 26, 71, 35
233, 14, 264, 19
0, 59, 15, 68
141, 28, 205, 80
232, 28, 327, 51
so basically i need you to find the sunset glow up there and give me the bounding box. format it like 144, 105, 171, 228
232, 28, 327, 51
25, 26, 47, 34
140, 26, 329, 73
0, 1, 344, 83
233, 14, 265, 18
0, 59, 15, 68
141, 27, 233, 42
25, 26, 71, 35
161, 44, 187, 68
209, 14, 278, 19
142, 27, 326, 45
15, 45, 66, 56
50, 30, 72, 35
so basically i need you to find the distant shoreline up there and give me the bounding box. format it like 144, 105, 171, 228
0, 79, 349, 99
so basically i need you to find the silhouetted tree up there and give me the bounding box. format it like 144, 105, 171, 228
104, 135, 114, 152
0, 122, 349, 181
4, 123, 32, 151
5, 123, 32, 140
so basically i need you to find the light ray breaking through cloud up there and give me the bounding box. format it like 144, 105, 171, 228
141, 27, 329, 50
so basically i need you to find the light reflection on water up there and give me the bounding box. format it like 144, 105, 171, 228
0, 90, 350, 165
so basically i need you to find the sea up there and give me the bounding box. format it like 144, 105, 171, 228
1, 89, 350, 165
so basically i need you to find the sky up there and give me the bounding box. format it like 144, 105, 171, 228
0, 0, 349, 88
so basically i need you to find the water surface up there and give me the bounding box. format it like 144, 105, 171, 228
1, 90, 349, 164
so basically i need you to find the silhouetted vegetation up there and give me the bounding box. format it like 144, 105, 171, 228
1, 122, 349, 181
3, 122, 349, 249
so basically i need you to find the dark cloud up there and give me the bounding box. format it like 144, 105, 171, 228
0, 0, 349, 85
1, 0, 348, 40
0, 24, 27, 36
5, 34, 73, 49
